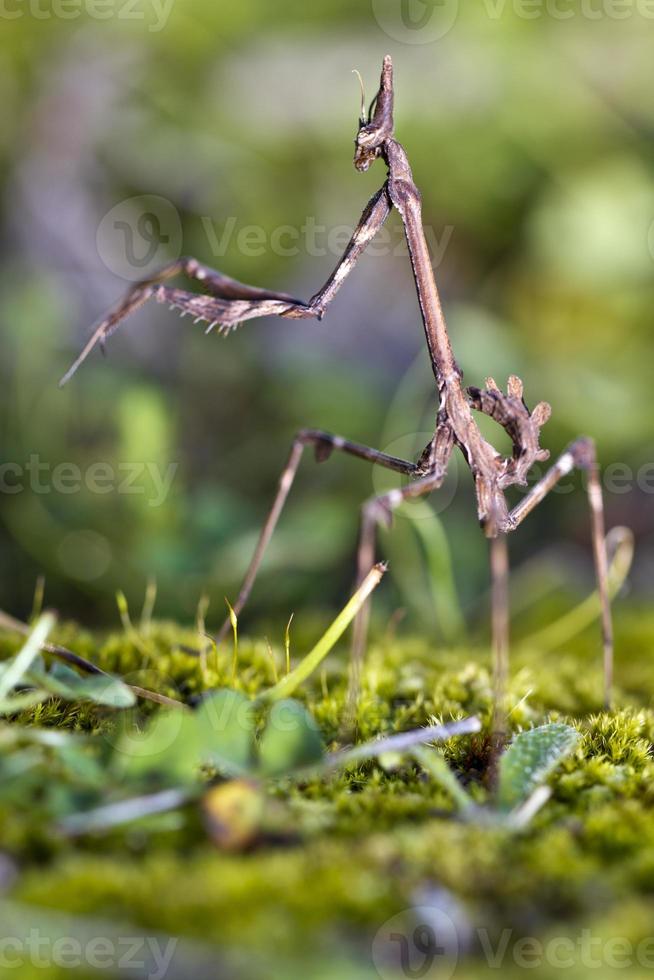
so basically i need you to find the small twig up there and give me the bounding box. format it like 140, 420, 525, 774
128, 686, 187, 709
327, 716, 482, 770
0, 610, 187, 710
195, 593, 210, 680
59, 788, 193, 836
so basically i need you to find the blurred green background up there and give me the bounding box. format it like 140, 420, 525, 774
0, 0, 652, 637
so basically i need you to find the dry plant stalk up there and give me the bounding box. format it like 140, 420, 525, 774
61, 57, 614, 715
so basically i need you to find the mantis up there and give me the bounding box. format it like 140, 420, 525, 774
60, 56, 614, 711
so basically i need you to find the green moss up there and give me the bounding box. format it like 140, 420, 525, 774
2, 608, 654, 978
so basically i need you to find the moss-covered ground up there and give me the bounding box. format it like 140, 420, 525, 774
1, 605, 654, 980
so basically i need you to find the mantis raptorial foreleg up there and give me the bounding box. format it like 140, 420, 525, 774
59, 189, 392, 387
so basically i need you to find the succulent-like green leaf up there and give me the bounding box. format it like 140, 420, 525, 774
117, 690, 257, 786
195, 689, 256, 775
117, 708, 201, 786
497, 723, 580, 812
258, 699, 324, 776
41, 663, 136, 708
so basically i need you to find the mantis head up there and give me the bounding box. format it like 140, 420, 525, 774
353, 55, 395, 172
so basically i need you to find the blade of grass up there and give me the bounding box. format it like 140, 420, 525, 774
0, 612, 55, 701
399, 500, 465, 642
258, 563, 387, 705
521, 527, 633, 653
412, 745, 476, 813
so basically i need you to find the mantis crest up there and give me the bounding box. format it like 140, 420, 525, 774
61, 56, 614, 709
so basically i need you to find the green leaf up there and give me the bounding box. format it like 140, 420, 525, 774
195, 689, 256, 775
117, 690, 257, 787
258, 565, 386, 704
55, 742, 107, 790
497, 723, 581, 812
40, 663, 136, 708
258, 699, 324, 776
116, 708, 201, 786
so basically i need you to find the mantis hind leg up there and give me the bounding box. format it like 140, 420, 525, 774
214, 430, 416, 646
504, 437, 614, 709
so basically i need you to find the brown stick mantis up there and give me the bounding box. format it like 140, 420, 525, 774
60, 56, 614, 710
